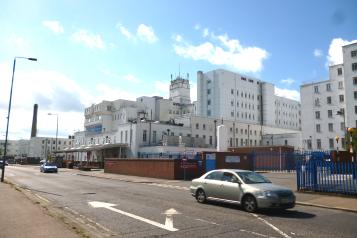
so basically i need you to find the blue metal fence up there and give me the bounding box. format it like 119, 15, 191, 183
296, 159, 357, 195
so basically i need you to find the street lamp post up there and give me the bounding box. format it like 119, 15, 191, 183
1, 57, 37, 182
48, 113, 58, 155
335, 135, 340, 161
348, 127, 354, 162
337, 110, 346, 148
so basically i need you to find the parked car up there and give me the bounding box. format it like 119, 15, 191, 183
40, 162, 58, 173
190, 169, 295, 212
0, 160, 9, 166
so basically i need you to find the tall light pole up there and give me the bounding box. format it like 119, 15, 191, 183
1, 57, 37, 182
48, 113, 58, 155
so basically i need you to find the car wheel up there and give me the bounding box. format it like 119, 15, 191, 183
243, 195, 257, 213
196, 189, 206, 203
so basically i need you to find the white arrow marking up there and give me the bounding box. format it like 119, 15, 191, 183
88, 201, 178, 232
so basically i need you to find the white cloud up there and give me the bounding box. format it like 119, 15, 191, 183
173, 33, 268, 73
327, 38, 357, 65
194, 24, 201, 30
71, 29, 105, 49
0, 63, 88, 139
173, 34, 183, 42
0, 62, 145, 140
202, 28, 209, 38
280, 78, 295, 85
313, 49, 323, 58
274, 87, 300, 101
101, 69, 140, 84
117, 24, 133, 40
137, 24, 158, 43
42, 20, 64, 35
95, 84, 140, 101
153, 81, 169, 98
8, 35, 28, 48
123, 74, 140, 83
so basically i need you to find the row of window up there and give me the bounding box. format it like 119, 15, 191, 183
314, 81, 344, 93
310, 138, 346, 150
274, 101, 300, 110
314, 95, 345, 106
315, 122, 345, 133
41, 140, 71, 146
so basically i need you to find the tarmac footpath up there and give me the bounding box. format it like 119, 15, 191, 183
0, 182, 81, 238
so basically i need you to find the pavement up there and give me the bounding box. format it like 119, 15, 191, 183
0, 181, 80, 238
1, 167, 356, 238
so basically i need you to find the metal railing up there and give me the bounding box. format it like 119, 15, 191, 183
296, 159, 357, 195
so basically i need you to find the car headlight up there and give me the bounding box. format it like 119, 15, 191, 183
259, 191, 278, 198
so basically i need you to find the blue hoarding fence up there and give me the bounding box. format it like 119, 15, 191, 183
296, 159, 357, 195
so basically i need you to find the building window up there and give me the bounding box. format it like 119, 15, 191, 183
328, 123, 333, 132
196, 123, 199, 129
337, 68, 343, 75
341, 122, 345, 131
354, 91, 357, 99
207, 99, 211, 105
354, 77, 357, 85
207, 110, 211, 116
231, 89, 234, 94
353, 63, 357, 71
352, 50, 357, 57
143, 130, 147, 142
326, 83, 331, 91
207, 89, 211, 94
314, 98, 320, 106
355, 106, 357, 114
315, 111, 320, 119
327, 96, 332, 104
120, 131, 123, 142
209, 136, 212, 145
317, 139, 321, 149
316, 124, 321, 132
314, 86, 319, 93
329, 138, 334, 149
328, 110, 333, 118
338, 81, 343, 89
195, 134, 199, 138
231, 111, 234, 117
203, 124, 206, 130
339, 95, 344, 102
125, 131, 128, 143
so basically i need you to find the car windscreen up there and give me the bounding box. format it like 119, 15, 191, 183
236, 171, 271, 184
45, 163, 56, 166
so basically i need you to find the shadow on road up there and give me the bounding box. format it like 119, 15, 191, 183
203, 201, 315, 219
259, 209, 316, 219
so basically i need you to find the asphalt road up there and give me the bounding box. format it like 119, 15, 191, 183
5, 165, 357, 238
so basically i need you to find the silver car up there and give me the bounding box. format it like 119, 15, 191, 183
190, 169, 295, 212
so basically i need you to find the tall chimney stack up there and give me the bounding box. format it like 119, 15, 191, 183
31, 104, 38, 138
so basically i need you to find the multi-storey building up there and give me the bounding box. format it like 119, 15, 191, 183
301, 42, 357, 150
197, 69, 301, 131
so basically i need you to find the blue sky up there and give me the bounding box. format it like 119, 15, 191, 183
0, 0, 356, 139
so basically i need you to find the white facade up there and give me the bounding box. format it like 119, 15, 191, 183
301, 42, 357, 150
197, 69, 301, 130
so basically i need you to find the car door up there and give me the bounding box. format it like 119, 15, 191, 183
219, 172, 242, 202
202, 171, 223, 198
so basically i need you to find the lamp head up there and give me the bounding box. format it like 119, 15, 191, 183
348, 127, 354, 134
27, 58, 37, 61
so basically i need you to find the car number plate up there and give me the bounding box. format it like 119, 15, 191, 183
281, 198, 291, 204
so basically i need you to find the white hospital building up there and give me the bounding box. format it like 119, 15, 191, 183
301, 42, 357, 150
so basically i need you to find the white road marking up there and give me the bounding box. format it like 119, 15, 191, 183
240, 229, 277, 238
89, 201, 179, 232
251, 214, 291, 238
7, 173, 15, 177
195, 218, 220, 225
148, 183, 189, 191
34, 193, 50, 203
